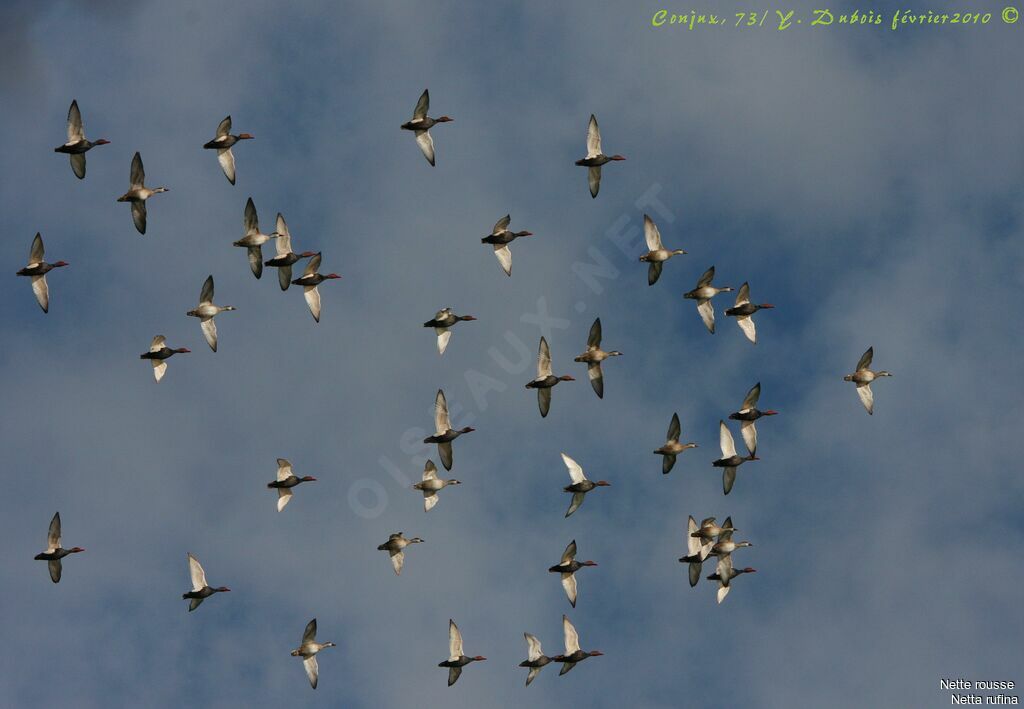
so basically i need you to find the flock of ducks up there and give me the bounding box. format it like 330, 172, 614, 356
22, 91, 894, 692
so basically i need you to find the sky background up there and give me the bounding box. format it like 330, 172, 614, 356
1, 1, 1022, 707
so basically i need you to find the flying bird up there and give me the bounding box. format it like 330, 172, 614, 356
116, 152, 168, 235
186, 275, 236, 352
377, 532, 424, 576
844, 346, 893, 415
653, 412, 698, 474
438, 619, 486, 686
291, 253, 340, 323
574, 114, 625, 198
232, 197, 277, 279
707, 555, 757, 604
53, 100, 109, 179
683, 266, 733, 333
690, 516, 736, 545
553, 615, 603, 675
400, 89, 453, 166
561, 452, 610, 518
16, 233, 67, 313
638, 215, 686, 285
33, 512, 84, 583
526, 337, 575, 418
728, 382, 778, 455
548, 540, 597, 607
481, 215, 533, 277
423, 308, 477, 355
181, 553, 230, 612
708, 518, 753, 562
139, 335, 189, 382
573, 318, 622, 399
203, 115, 253, 185
267, 458, 317, 512
290, 619, 336, 689
412, 460, 461, 512
519, 633, 552, 687
712, 421, 758, 495
725, 282, 774, 344
264, 213, 316, 291
423, 389, 475, 471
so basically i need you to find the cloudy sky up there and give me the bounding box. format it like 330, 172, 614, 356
1, 1, 1022, 706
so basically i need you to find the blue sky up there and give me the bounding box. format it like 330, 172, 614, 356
1, 1, 1022, 706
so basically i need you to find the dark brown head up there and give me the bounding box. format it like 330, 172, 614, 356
588, 650, 604, 657
216, 586, 231, 592
515, 230, 533, 237
459, 426, 475, 434
436, 116, 454, 123
610, 155, 626, 161
95, 139, 111, 146
237, 133, 255, 140
459, 315, 477, 321
582, 560, 598, 567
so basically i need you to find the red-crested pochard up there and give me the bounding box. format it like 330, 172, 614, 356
575, 114, 625, 198
203, 115, 253, 185
548, 540, 597, 607
182, 553, 230, 612
561, 453, 610, 518
33, 512, 84, 583
526, 337, 575, 417
481, 215, 533, 277
16, 233, 67, 313
439, 619, 485, 686
683, 266, 732, 333
54, 100, 109, 179
267, 458, 317, 512
401, 90, 452, 166
412, 460, 461, 512
654, 412, 698, 474
139, 335, 189, 382
725, 282, 774, 344
424, 308, 477, 354
423, 389, 475, 471
291, 253, 340, 323
728, 382, 778, 455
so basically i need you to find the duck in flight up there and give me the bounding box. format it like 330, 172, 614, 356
548, 540, 597, 607
423, 389, 475, 471
727, 382, 778, 455
423, 308, 477, 355
573, 318, 622, 399
526, 337, 575, 417
439, 619, 486, 686
638, 215, 685, 286
116, 152, 168, 235
267, 458, 317, 512
725, 282, 774, 344
186, 275, 236, 352
54, 100, 109, 179
291, 619, 335, 689
683, 266, 732, 333
561, 453, 610, 518
182, 553, 230, 612
844, 346, 892, 415
401, 89, 453, 166
481, 215, 533, 277
33, 512, 84, 583
16, 233, 67, 313
139, 336, 189, 382
203, 115, 253, 185
574, 114, 625, 198
653, 412, 698, 474
232, 197, 277, 279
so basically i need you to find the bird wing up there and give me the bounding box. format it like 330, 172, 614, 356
152, 360, 167, 382
303, 656, 319, 689
415, 130, 435, 166
562, 615, 580, 654
303, 253, 321, 277
247, 246, 263, 279
46, 512, 62, 552
643, 214, 664, 251
435, 328, 452, 355
304, 286, 322, 323
525, 667, 540, 686
686, 516, 702, 558
647, 261, 663, 286
29, 233, 45, 264
413, 89, 429, 120
735, 282, 751, 306
438, 441, 453, 471
736, 315, 757, 344
129, 151, 145, 189
423, 492, 439, 512
856, 383, 874, 415
31, 276, 50, 313
389, 549, 405, 576
587, 166, 601, 199
447, 666, 462, 686
422, 460, 438, 481
697, 299, 715, 334
131, 201, 147, 235
560, 539, 577, 564
723, 467, 737, 495
587, 363, 603, 399
216, 115, 232, 138
740, 420, 757, 455
277, 458, 293, 481
719, 421, 737, 458
688, 561, 702, 587
662, 453, 677, 475
217, 148, 236, 185
277, 488, 293, 512
492, 214, 511, 234
525, 633, 543, 662
302, 619, 318, 645
561, 453, 586, 484
740, 382, 761, 411
697, 266, 715, 288
587, 318, 602, 349
538, 387, 552, 418
274, 214, 292, 255
67, 100, 84, 142
278, 264, 292, 291
188, 553, 208, 591
48, 559, 63, 584
448, 619, 463, 660
586, 114, 602, 157
200, 318, 218, 352
150, 335, 166, 352
537, 337, 552, 378
856, 346, 874, 372
561, 573, 578, 608
493, 244, 512, 276
565, 492, 586, 518
434, 389, 451, 434
667, 412, 681, 443
70, 153, 86, 179
243, 197, 259, 234
200, 275, 215, 305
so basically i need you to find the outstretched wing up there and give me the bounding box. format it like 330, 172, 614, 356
647, 261, 663, 286
131, 201, 147, 235
277, 458, 293, 482
719, 421, 737, 458
587, 318, 602, 349
560, 540, 577, 564
736, 316, 756, 344
697, 299, 715, 334
643, 214, 663, 251
303, 656, 319, 689
413, 89, 429, 120
187, 553, 208, 592
389, 549, 405, 576
565, 492, 586, 518
740, 382, 761, 411
415, 130, 435, 166
561, 453, 586, 484
856, 383, 874, 415
199, 275, 215, 305
493, 244, 512, 276
538, 387, 552, 417
434, 389, 451, 434
216, 116, 232, 138
67, 100, 84, 142
856, 346, 874, 372
304, 286, 322, 323
586, 114, 602, 157
740, 420, 757, 455
243, 197, 259, 234
31, 276, 49, 313
448, 619, 463, 660
562, 615, 580, 654
561, 573, 578, 608
587, 363, 603, 399
587, 166, 601, 199
734, 282, 751, 306
200, 318, 218, 352
537, 337, 552, 378
697, 266, 715, 288
70, 153, 86, 179
492, 214, 511, 234
129, 151, 145, 189
217, 148, 236, 185
29, 233, 45, 264
46, 512, 62, 552
525, 633, 543, 662
302, 619, 318, 645
667, 412, 681, 443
